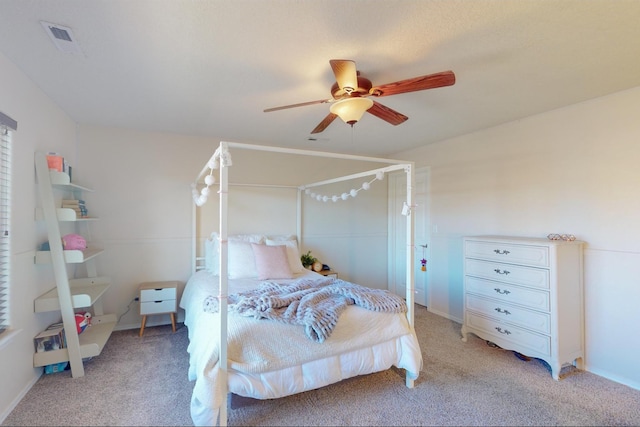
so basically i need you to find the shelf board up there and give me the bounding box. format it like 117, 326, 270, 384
35, 207, 98, 222
35, 247, 104, 264
34, 276, 111, 313
48, 170, 94, 192
33, 314, 117, 367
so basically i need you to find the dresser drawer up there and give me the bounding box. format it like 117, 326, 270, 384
465, 259, 549, 289
465, 240, 549, 267
465, 276, 550, 311
465, 294, 551, 334
140, 299, 177, 315
140, 287, 176, 302
466, 312, 551, 356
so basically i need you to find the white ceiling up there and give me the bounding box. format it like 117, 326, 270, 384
1, 0, 640, 157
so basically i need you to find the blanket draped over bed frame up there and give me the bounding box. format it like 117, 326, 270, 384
204, 277, 408, 342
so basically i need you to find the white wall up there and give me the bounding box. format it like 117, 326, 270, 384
393, 86, 640, 390
0, 52, 78, 421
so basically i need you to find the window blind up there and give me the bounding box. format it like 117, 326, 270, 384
0, 112, 16, 335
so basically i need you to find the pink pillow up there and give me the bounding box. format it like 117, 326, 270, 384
251, 243, 294, 280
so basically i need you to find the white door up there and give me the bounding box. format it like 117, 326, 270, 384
388, 168, 429, 307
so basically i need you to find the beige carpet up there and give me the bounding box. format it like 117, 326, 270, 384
3, 306, 640, 426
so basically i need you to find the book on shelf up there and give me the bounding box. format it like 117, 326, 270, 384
62, 204, 87, 211
61, 199, 85, 205
34, 324, 66, 353
61, 199, 88, 217
66, 208, 89, 218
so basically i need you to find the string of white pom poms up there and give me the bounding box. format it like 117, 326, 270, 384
302, 171, 385, 203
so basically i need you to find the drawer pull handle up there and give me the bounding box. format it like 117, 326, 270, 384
494, 249, 510, 255
495, 327, 511, 335
494, 288, 510, 295
494, 307, 511, 315
154, 301, 162, 303
494, 269, 510, 275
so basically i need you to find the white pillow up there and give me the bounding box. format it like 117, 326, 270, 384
265, 237, 305, 273
205, 233, 266, 276
251, 243, 294, 280
228, 240, 259, 279
204, 235, 217, 274
229, 234, 266, 243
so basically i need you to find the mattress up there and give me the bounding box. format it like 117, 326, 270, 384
180, 269, 423, 426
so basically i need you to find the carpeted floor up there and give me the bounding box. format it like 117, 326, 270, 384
3, 306, 640, 426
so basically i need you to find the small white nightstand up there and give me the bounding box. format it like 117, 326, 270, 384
138, 281, 179, 337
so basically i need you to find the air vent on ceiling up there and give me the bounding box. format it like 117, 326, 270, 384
40, 21, 82, 54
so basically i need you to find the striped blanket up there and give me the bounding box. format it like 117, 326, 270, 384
226, 277, 407, 342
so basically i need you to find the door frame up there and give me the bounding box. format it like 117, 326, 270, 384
388, 166, 431, 307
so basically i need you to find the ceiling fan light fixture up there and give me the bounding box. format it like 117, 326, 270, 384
330, 97, 374, 126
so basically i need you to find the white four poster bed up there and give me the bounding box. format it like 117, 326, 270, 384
181, 141, 421, 426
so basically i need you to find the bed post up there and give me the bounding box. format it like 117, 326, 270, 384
405, 163, 416, 388
296, 188, 303, 249
218, 142, 230, 426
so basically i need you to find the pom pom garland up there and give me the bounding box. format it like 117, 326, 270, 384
193, 151, 388, 207
192, 147, 232, 207
302, 172, 385, 203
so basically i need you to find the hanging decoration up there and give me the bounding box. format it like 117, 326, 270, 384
302, 171, 385, 203
419, 244, 428, 272
191, 146, 233, 207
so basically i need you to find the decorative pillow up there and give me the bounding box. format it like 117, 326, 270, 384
251, 243, 294, 280
228, 240, 259, 279
265, 237, 305, 273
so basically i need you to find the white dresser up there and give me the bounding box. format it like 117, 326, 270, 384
461, 235, 585, 380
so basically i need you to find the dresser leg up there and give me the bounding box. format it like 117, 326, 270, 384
170, 312, 176, 333
139, 315, 147, 337
460, 325, 468, 342
551, 362, 561, 381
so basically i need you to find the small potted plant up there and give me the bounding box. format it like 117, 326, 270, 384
300, 250, 317, 270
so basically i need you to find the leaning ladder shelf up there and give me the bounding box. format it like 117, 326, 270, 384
33, 151, 116, 378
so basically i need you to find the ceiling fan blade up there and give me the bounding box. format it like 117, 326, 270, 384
329, 59, 358, 93
370, 70, 455, 98
311, 113, 338, 134
264, 98, 332, 113
367, 101, 408, 126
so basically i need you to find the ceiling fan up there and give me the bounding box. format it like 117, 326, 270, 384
264, 59, 456, 134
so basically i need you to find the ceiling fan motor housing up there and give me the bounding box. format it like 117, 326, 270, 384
331, 76, 372, 99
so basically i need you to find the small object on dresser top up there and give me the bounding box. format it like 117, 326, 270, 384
547, 233, 576, 241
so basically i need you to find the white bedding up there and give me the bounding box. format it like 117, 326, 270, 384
180, 269, 423, 426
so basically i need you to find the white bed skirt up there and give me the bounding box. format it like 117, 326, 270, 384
191, 332, 421, 426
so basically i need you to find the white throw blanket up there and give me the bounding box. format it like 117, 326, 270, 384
224, 277, 407, 342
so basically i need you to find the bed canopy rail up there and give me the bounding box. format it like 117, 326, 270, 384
191, 141, 416, 426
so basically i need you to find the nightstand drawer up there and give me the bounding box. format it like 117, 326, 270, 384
140, 299, 177, 315
140, 286, 176, 302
